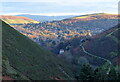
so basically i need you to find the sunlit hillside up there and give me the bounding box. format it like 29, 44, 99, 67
9, 13, 118, 50
0, 15, 39, 24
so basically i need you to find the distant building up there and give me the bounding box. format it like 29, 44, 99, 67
59, 49, 64, 54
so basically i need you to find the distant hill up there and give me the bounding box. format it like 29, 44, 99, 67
17, 14, 76, 22
64, 13, 119, 21
2, 20, 75, 80
60, 13, 119, 31
12, 13, 119, 50
0, 15, 39, 24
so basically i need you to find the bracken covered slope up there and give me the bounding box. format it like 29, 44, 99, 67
83, 24, 120, 66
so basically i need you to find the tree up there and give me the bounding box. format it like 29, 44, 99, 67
94, 65, 118, 81
94, 67, 108, 80
52, 41, 56, 45
117, 72, 120, 80
108, 67, 117, 80
58, 42, 64, 49
78, 64, 94, 81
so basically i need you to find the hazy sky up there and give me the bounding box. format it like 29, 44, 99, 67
1, 0, 119, 16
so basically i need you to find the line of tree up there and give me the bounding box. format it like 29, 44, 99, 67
75, 64, 120, 81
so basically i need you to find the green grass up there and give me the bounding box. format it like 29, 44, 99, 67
2, 55, 29, 80
2, 20, 75, 80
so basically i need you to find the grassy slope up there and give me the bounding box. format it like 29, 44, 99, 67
2, 20, 75, 80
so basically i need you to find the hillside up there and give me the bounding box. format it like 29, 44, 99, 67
83, 24, 120, 66
2, 20, 75, 80
12, 13, 118, 50
54, 24, 120, 68
64, 13, 119, 22
0, 15, 39, 24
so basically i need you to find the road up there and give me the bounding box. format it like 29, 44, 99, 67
80, 44, 112, 74
106, 28, 120, 37
80, 27, 120, 65
80, 44, 112, 65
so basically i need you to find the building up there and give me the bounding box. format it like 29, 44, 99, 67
59, 49, 64, 54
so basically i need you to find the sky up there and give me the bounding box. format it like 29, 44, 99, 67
0, 0, 120, 16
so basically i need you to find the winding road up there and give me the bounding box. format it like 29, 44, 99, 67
80, 27, 120, 65
80, 44, 112, 65
80, 43, 112, 74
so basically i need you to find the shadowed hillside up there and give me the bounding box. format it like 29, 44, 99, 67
83, 24, 120, 66
2, 20, 75, 80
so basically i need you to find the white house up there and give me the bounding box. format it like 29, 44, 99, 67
59, 49, 64, 54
